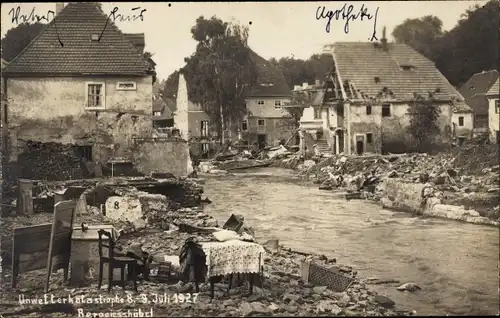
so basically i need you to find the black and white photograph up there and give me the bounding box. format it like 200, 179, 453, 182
0, 1, 499, 317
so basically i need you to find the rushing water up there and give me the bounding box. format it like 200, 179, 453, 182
202, 168, 499, 316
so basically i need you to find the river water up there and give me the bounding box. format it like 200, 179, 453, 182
202, 168, 499, 316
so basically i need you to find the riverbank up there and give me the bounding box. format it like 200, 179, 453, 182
269, 144, 500, 226
0, 180, 412, 317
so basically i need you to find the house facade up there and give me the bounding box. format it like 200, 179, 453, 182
459, 70, 499, 132
1, 2, 155, 163
451, 101, 474, 143
239, 51, 293, 148
485, 78, 499, 144
300, 37, 466, 155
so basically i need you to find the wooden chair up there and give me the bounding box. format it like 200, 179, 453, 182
97, 229, 138, 292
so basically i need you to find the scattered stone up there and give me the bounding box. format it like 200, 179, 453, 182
374, 295, 396, 308
396, 282, 421, 292
313, 286, 328, 294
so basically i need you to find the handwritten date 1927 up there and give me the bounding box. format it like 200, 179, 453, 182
316, 3, 379, 42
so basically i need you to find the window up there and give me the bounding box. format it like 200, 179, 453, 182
73, 145, 92, 161
201, 120, 209, 137
314, 107, 321, 119
274, 100, 282, 109
153, 111, 161, 116
366, 105, 372, 115
257, 119, 265, 126
382, 103, 391, 117
257, 100, 265, 105
86, 83, 105, 109
496, 100, 499, 114
366, 133, 373, 143
400, 65, 415, 71
241, 120, 248, 131
458, 116, 464, 126
117, 82, 136, 91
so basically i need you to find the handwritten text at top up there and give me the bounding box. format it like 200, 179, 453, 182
7, 5, 147, 25
316, 3, 380, 41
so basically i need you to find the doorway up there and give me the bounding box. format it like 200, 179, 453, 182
332, 136, 337, 154
337, 130, 344, 153
257, 134, 267, 149
355, 135, 364, 155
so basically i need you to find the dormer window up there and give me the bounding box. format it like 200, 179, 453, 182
91, 34, 99, 41
469, 86, 475, 90
374, 77, 381, 83
400, 65, 415, 71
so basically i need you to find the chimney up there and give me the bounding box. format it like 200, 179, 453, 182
302, 82, 308, 89
381, 26, 388, 51
56, 3, 65, 15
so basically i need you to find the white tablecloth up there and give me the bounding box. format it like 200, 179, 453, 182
200, 240, 265, 277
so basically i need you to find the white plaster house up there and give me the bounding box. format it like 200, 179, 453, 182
485, 77, 499, 144
299, 36, 468, 155
1, 2, 155, 163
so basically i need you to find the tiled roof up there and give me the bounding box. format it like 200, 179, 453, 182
486, 78, 500, 97
2, 2, 152, 75
247, 102, 291, 118
452, 100, 473, 113
165, 98, 177, 113
249, 50, 291, 98
458, 70, 499, 114
188, 101, 204, 112
153, 98, 166, 112
332, 42, 463, 101
459, 70, 499, 100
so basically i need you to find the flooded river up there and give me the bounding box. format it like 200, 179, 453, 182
202, 168, 499, 316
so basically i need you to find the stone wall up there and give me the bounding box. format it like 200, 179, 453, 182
132, 138, 193, 177
5, 76, 153, 163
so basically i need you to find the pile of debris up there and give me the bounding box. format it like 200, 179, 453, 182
1, 203, 412, 317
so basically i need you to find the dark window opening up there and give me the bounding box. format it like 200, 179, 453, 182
366, 105, 372, 115
457, 137, 466, 146
366, 133, 373, 143
74, 145, 92, 161
242, 120, 248, 131
201, 120, 209, 137
258, 119, 265, 126
458, 116, 464, 126
382, 104, 391, 117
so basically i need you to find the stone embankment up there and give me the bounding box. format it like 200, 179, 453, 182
269, 144, 500, 225
1, 177, 412, 317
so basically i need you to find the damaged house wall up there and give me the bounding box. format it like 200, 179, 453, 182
5, 76, 153, 163
132, 138, 193, 177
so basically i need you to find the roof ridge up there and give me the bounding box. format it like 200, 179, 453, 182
470, 69, 500, 77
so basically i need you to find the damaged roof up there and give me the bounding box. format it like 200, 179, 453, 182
2, 2, 152, 76
249, 50, 291, 98
459, 70, 499, 114
331, 42, 463, 101
486, 78, 500, 97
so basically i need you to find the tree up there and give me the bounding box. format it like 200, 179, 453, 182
407, 92, 441, 152
160, 70, 180, 99
392, 15, 443, 59
181, 16, 258, 144
433, 0, 500, 86
270, 54, 333, 89
1, 22, 44, 61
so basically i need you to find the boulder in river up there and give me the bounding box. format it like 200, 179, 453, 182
397, 282, 421, 292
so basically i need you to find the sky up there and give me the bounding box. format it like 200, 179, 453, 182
1, 1, 488, 80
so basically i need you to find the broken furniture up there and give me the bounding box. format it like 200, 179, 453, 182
97, 229, 138, 292
222, 214, 244, 232
70, 224, 119, 286
300, 260, 354, 292
54, 186, 88, 216
200, 239, 265, 298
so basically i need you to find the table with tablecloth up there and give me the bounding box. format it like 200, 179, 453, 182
200, 239, 265, 278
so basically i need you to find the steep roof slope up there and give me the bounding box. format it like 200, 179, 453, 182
2, 2, 152, 75
459, 70, 499, 114
332, 42, 462, 101
249, 50, 291, 98
486, 78, 500, 97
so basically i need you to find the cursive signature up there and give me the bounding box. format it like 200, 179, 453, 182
8, 6, 55, 24
316, 3, 379, 41
99, 7, 147, 41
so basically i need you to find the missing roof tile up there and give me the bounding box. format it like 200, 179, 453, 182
374, 77, 381, 83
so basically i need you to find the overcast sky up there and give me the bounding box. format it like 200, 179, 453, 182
1, 1, 487, 80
